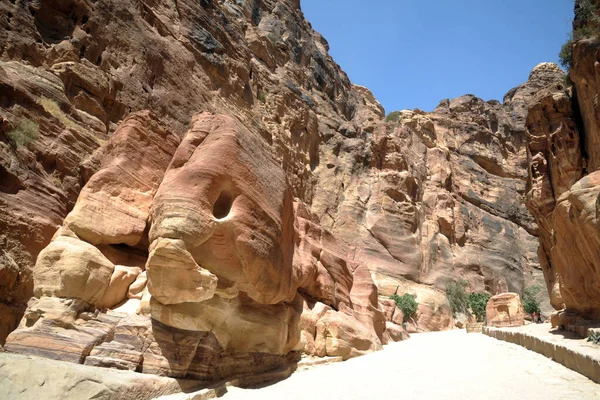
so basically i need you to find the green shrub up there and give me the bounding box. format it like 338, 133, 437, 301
390, 293, 418, 322
522, 285, 542, 316
384, 111, 401, 123
6, 119, 39, 146
588, 331, 600, 345
257, 91, 266, 103
559, 0, 600, 69
267, 32, 279, 45
40, 97, 78, 130
559, 37, 573, 69
468, 292, 491, 323
446, 279, 469, 317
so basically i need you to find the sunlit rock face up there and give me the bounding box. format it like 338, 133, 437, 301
524, 39, 600, 323
0, 0, 576, 388
486, 292, 525, 328
310, 63, 564, 328
5, 111, 396, 381
147, 112, 296, 308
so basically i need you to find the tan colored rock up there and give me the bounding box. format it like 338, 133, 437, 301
551, 172, 600, 319
148, 112, 296, 305
299, 299, 333, 355
64, 111, 179, 246
294, 202, 352, 309
383, 322, 409, 343
33, 235, 114, 306
0, 352, 194, 400
146, 238, 217, 305
98, 266, 142, 309
314, 310, 381, 360
127, 271, 147, 300
149, 295, 300, 356
486, 293, 525, 328
5, 297, 118, 363
312, 265, 385, 360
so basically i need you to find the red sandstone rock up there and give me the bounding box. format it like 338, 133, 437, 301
486, 293, 525, 328
0, 0, 581, 390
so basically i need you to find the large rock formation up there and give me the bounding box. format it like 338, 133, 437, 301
486, 293, 525, 328
0, 0, 570, 390
4, 110, 395, 382
310, 64, 562, 328
522, 1, 600, 333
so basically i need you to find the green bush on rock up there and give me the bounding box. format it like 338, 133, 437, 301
446, 279, 469, 317
522, 285, 542, 316
390, 293, 418, 322
558, 0, 600, 70
6, 118, 39, 147
468, 292, 491, 323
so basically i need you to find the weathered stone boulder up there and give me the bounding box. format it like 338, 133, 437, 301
64, 111, 179, 246
525, 34, 600, 324
33, 234, 114, 306
147, 113, 296, 306
486, 293, 525, 328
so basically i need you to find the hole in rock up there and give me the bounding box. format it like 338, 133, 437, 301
213, 191, 235, 219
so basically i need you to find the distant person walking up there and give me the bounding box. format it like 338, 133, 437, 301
532, 311, 537, 323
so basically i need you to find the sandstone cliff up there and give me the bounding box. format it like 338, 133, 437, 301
0, 0, 560, 386
525, 0, 600, 330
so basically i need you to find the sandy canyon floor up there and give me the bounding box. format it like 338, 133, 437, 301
222, 330, 600, 400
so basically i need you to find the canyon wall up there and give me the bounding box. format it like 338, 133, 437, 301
0, 0, 560, 385
525, 1, 600, 327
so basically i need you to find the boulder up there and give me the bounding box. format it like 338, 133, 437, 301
33, 235, 114, 306
486, 293, 525, 328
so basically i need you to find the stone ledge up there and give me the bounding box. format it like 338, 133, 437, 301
0, 352, 201, 400
484, 323, 600, 384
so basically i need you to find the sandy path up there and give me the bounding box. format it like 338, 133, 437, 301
221, 330, 600, 400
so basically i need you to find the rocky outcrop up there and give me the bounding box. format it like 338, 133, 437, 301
4, 110, 396, 382
0, 352, 199, 400
0, 0, 375, 345
311, 64, 562, 326
0, 0, 574, 389
524, 3, 600, 325
486, 293, 525, 328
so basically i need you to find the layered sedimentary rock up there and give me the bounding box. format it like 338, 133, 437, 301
0, 0, 571, 388
525, 11, 600, 325
310, 64, 563, 327
4, 111, 396, 382
486, 293, 525, 328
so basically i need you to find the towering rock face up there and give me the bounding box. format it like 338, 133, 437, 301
0, 0, 560, 385
0, 0, 379, 345
311, 65, 562, 328
525, 28, 600, 325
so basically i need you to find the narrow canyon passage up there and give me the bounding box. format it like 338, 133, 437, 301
222, 331, 600, 400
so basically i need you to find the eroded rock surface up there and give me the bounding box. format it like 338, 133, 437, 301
4, 110, 396, 382
486, 292, 525, 328
0, 0, 575, 390
524, 5, 600, 325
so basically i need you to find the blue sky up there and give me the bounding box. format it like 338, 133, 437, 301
302, 0, 574, 114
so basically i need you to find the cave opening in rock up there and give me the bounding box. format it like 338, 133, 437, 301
213, 191, 234, 219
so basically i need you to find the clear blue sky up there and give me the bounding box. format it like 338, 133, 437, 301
302, 0, 574, 114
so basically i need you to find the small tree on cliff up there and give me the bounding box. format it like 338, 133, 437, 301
559, 0, 600, 70
522, 285, 542, 316
390, 292, 418, 322
468, 292, 491, 323
445, 279, 469, 317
